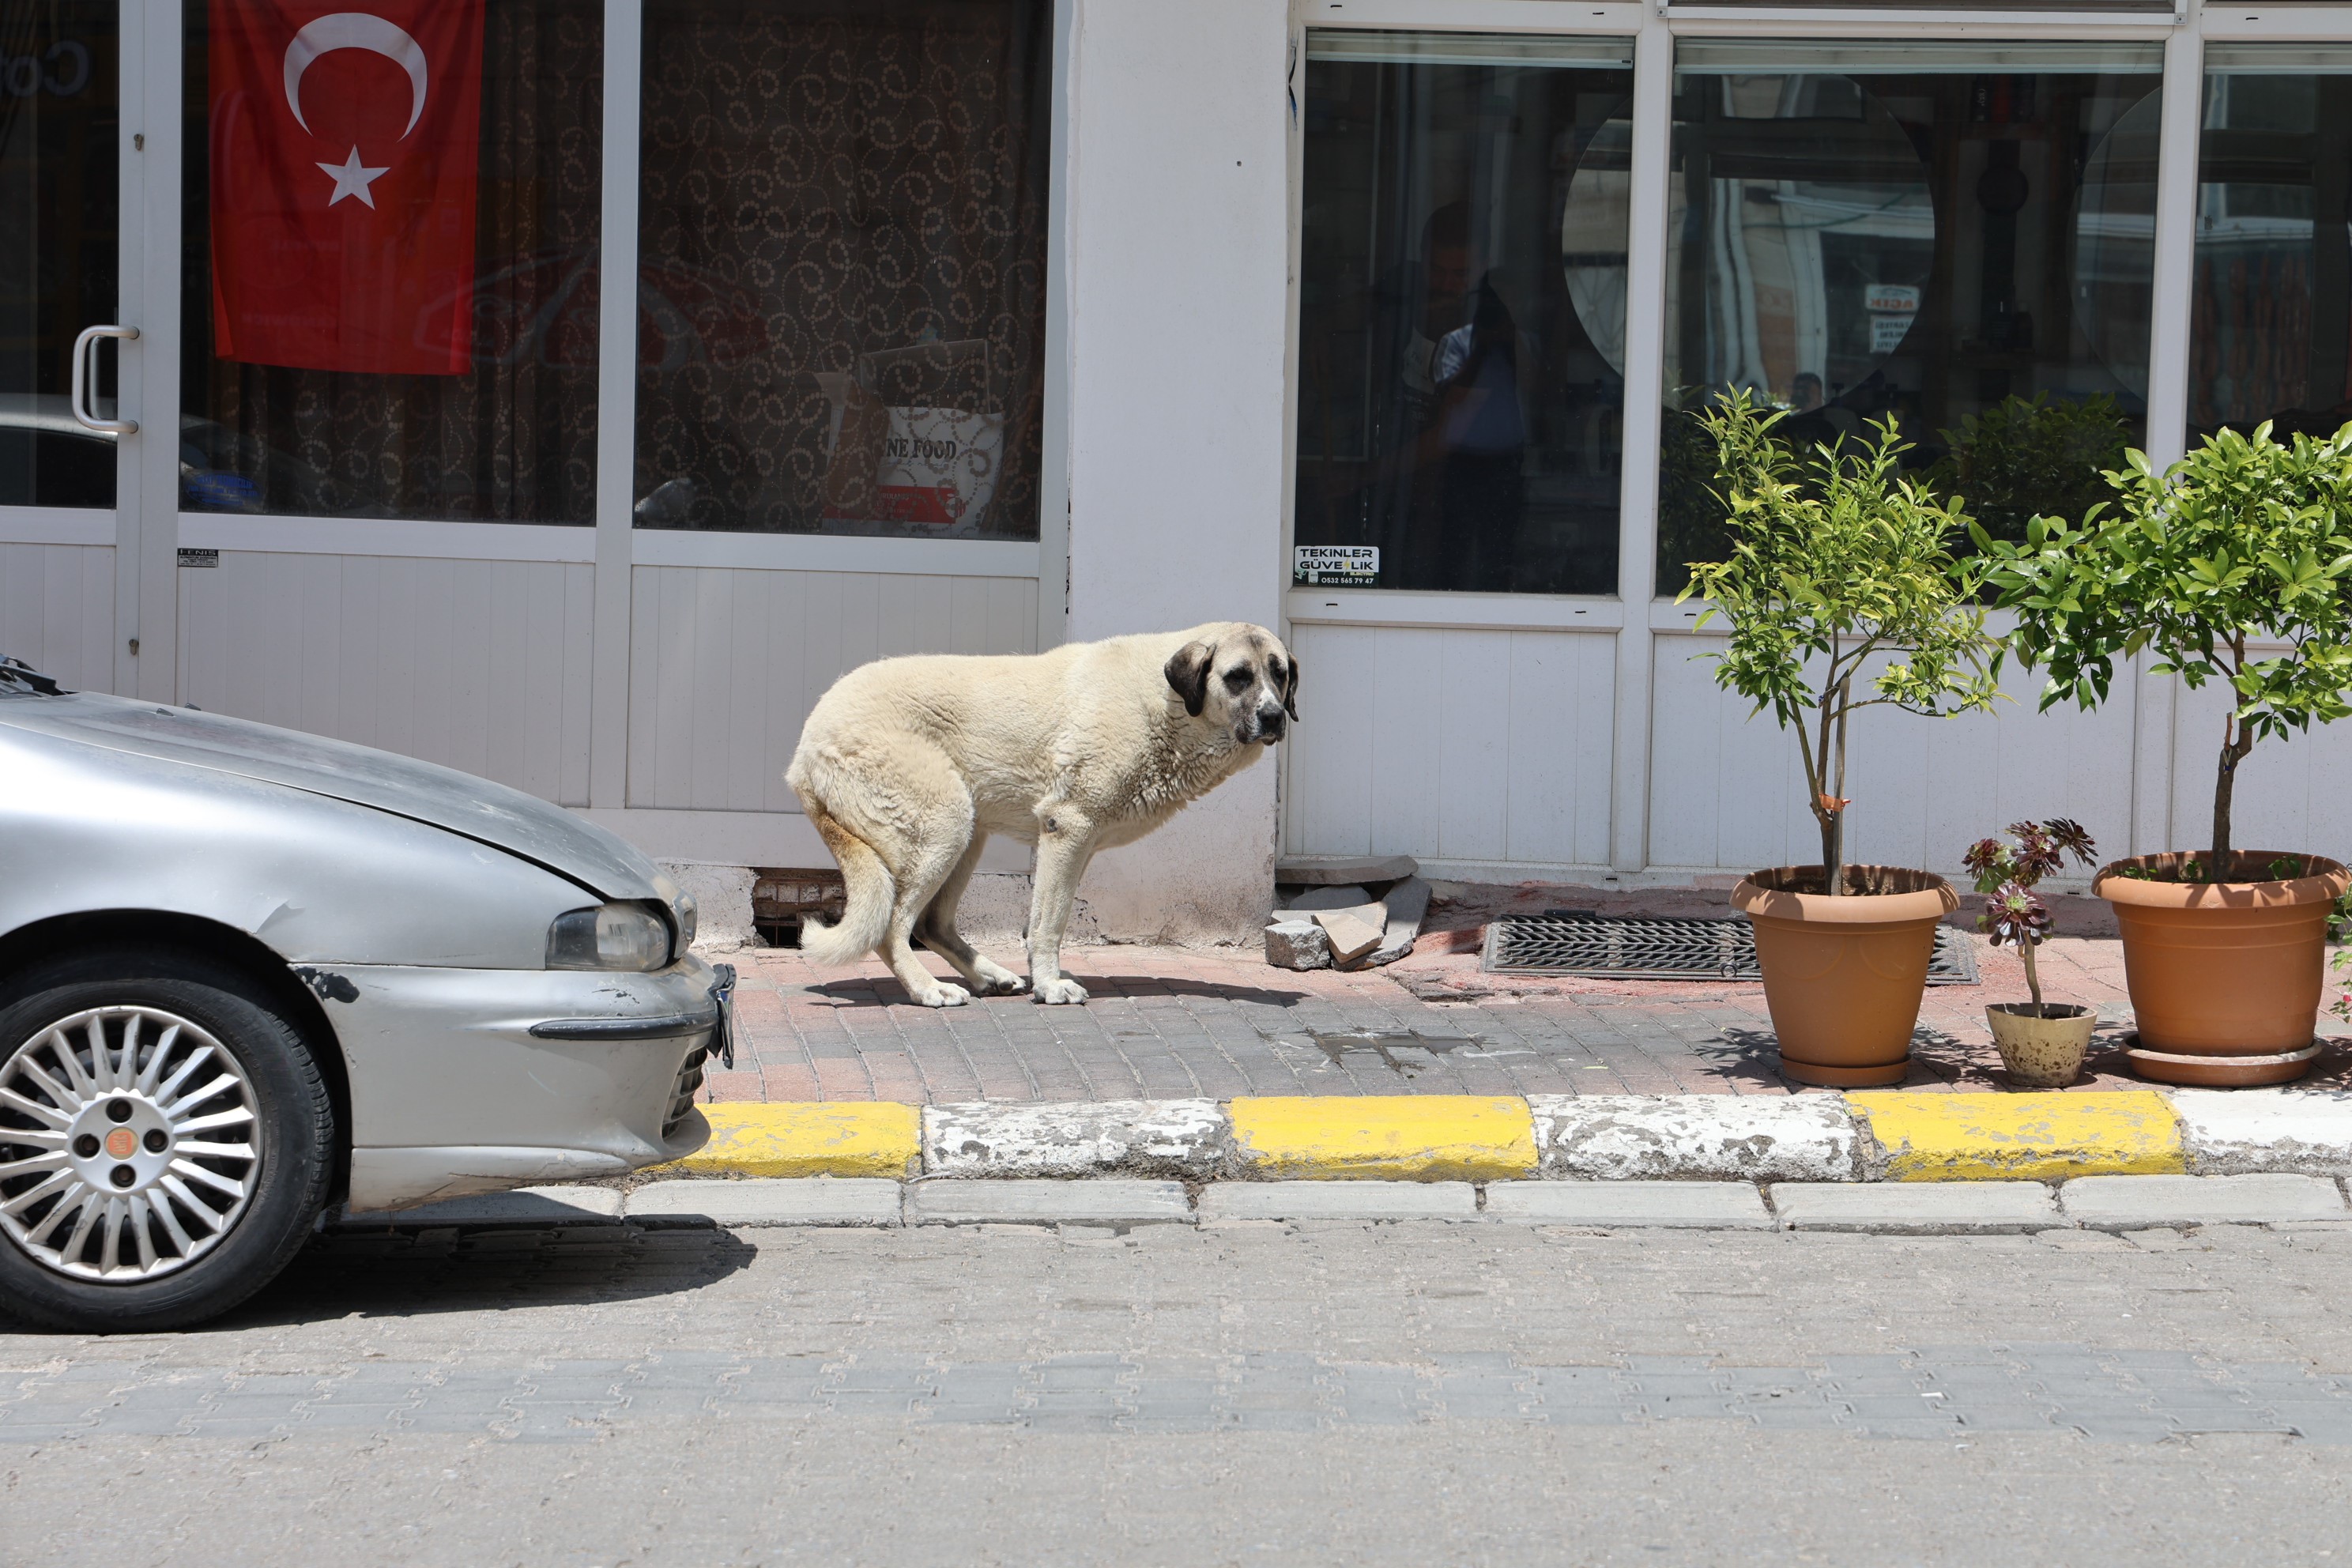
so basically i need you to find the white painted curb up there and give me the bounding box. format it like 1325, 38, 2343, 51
1527, 1094, 1861, 1182
922, 1099, 1228, 1179
2169, 1088, 2352, 1175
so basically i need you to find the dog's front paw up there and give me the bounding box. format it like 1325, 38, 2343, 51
914, 981, 973, 1008
1033, 976, 1089, 1006
973, 959, 1028, 996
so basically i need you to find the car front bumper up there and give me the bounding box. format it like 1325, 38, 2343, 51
318, 955, 726, 1212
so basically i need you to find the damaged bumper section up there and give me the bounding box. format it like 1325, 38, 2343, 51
326, 956, 727, 1213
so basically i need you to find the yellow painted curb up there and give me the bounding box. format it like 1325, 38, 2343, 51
1852, 1091, 2185, 1182
1227, 1095, 1537, 1181
667, 1102, 921, 1179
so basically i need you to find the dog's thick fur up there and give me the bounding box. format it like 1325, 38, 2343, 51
785, 622, 1298, 1006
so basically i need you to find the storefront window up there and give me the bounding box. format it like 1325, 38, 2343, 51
0, 0, 119, 508
181, 0, 604, 523
631, 0, 1050, 539
2192, 47, 2352, 441
1640, 41, 2161, 591
1295, 31, 1634, 596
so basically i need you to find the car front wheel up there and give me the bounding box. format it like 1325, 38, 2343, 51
0, 951, 335, 1332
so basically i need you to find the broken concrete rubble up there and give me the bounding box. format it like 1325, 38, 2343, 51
1264, 920, 1333, 970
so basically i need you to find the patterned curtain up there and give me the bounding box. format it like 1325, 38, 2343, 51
632, 0, 1049, 538
182, 0, 603, 523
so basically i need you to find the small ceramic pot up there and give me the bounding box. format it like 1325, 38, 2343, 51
1984, 1002, 2096, 1088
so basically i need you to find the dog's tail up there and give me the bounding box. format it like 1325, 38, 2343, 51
797, 801, 895, 967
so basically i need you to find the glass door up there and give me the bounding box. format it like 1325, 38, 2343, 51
0, 0, 139, 692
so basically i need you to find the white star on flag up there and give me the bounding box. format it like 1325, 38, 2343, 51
316, 146, 390, 209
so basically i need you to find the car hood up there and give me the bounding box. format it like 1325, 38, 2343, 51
0, 691, 671, 903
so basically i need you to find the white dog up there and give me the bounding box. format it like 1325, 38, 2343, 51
786, 622, 1298, 1006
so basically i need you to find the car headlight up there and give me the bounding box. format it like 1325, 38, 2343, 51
547, 903, 673, 971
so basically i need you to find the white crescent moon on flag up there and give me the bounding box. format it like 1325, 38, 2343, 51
283, 13, 429, 139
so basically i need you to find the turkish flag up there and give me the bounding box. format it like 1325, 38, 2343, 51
209, 0, 485, 375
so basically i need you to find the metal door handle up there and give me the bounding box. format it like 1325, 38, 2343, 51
70, 324, 138, 434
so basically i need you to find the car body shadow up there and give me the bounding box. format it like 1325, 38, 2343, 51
199, 1223, 761, 1330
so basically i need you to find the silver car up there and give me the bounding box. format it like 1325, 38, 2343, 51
0, 656, 725, 1332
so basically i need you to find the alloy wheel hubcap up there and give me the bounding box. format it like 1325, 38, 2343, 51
0, 1006, 262, 1282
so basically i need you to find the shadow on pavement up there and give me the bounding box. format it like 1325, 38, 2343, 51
212, 1224, 761, 1329
805, 974, 1314, 1010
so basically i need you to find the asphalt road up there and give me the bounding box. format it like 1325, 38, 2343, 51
7, 1218, 2352, 1566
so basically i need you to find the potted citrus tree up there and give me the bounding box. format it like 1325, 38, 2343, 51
1979, 422, 2352, 1085
1963, 819, 2101, 1087
1683, 392, 2001, 1086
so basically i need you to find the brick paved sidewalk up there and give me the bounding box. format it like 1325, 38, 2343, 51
703, 891, 2352, 1104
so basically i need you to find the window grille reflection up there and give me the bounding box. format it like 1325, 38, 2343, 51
1645, 42, 2161, 591
2192, 49, 2352, 440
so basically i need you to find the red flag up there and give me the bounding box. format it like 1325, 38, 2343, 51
209, 0, 485, 375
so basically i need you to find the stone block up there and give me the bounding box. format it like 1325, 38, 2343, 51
624, 1178, 903, 1227
1278, 884, 1373, 911
1198, 1181, 1479, 1222
1265, 920, 1332, 970
1314, 906, 1388, 965
905, 1178, 1194, 1225
1483, 1181, 1773, 1227
1276, 855, 1418, 885
2059, 1172, 2350, 1227
1767, 1180, 2060, 1232
1355, 876, 1433, 968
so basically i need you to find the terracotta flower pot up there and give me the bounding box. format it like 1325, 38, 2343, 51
2094, 851, 2350, 1087
1985, 1002, 2095, 1088
1732, 865, 1958, 1087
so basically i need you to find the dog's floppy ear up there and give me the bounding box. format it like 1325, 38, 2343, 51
1164, 640, 1214, 718
1280, 650, 1300, 722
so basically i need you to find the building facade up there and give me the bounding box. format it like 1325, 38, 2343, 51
4, 0, 2349, 941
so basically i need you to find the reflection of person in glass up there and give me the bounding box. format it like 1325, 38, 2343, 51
1357, 201, 1529, 590
1431, 273, 1527, 590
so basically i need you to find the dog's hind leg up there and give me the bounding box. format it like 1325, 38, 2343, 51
876, 784, 984, 1009
917, 832, 1027, 997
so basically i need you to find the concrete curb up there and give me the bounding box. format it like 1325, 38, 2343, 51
331, 1172, 2352, 1233
643, 1090, 2352, 1185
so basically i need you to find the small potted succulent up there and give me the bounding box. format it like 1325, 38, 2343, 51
1979, 422, 2352, 1085
1683, 391, 2000, 1086
1963, 819, 2101, 1087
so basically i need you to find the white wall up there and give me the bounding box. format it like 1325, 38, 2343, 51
626, 565, 1039, 812
177, 551, 595, 806
0, 544, 114, 692
1061, 0, 1292, 942
1644, 631, 2139, 879
1286, 623, 1618, 873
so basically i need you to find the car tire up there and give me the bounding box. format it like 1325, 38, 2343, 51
0, 949, 335, 1332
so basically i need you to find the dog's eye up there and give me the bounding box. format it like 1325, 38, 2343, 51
1223, 669, 1251, 691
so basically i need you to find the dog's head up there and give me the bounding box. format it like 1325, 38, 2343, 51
1164, 624, 1298, 748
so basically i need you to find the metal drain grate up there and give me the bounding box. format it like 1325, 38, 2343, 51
1481, 914, 1980, 984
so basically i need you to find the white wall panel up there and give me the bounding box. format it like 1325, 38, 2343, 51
2169, 677, 2352, 861
0, 544, 114, 692
177, 552, 595, 805
1648, 631, 2138, 876
1285, 624, 1615, 868
627, 565, 1039, 812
